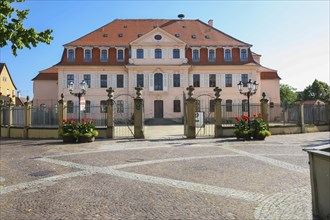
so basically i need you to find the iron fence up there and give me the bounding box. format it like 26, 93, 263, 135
1, 107, 9, 126
12, 106, 25, 127
31, 105, 58, 127
221, 104, 262, 125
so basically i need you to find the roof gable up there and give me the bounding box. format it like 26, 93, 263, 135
0, 63, 17, 90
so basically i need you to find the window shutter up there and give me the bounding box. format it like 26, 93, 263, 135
95, 74, 100, 88
204, 74, 209, 87
216, 74, 221, 87
124, 74, 128, 88
74, 74, 79, 88
134, 74, 137, 87
248, 73, 252, 81
112, 74, 116, 88
163, 73, 168, 91
233, 74, 240, 85
200, 74, 205, 87
189, 74, 193, 86
180, 74, 184, 88
149, 74, 154, 91
62, 73, 66, 88
91, 75, 96, 88
169, 74, 173, 88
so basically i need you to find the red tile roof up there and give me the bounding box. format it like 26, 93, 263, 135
32, 66, 58, 81
64, 19, 251, 47
260, 71, 281, 80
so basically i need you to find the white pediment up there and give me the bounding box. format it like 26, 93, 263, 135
130, 27, 186, 46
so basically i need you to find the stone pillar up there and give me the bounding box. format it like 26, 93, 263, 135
7, 97, 14, 137
134, 87, 144, 139
260, 92, 269, 126
214, 87, 223, 138
58, 94, 67, 138
23, 96, 32, 138
327, 102, 330, 130
186, 86, 196, 139
0, 100, 4, 137
316, 101, 321, 125
299, 101, 305, 133
106, 87, 114, 138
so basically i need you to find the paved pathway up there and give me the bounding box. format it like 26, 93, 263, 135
0, 131, 329, 219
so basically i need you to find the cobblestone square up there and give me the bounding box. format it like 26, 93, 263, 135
1, 131, 329, 219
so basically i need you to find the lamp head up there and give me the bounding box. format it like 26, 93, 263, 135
68, 81, 74, 92
80, 80, 87, 92
237, 81, 243, 92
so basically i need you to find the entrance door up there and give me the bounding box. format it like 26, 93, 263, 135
154, 100, 164, 118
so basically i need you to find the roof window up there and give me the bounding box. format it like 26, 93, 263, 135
191, 35, 197, 39
205, 35, 210, 39
182, 25, 186, 28
124, 25, 128, 28
138, 34, 143, 37
175, 34, 180, 38
103, 34, 108, 38
118, 33, 123, 37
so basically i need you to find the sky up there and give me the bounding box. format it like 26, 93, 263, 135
0, 0, 329, 98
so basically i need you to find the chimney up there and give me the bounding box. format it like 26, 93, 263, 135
208, 19, 213, 27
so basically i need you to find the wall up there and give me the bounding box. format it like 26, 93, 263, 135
33, 80, 58, 106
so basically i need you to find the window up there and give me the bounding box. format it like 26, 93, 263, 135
154, 73, 163, 91
137, 74, 144, 87
84, 74, 91, 88
210, 100, 215, 112
100, 49, 108, 62
240, 49, 248, 62
173, 74, 180, 87
225, 74, 232, 87
100, 75, 107, 88
173, 100, 181, 112
192, 49, 199, 62
195, 100, 201, 112
154, 35, 162, 40
193, 74, 200, 87
117, 75, 124, 88
85, 100, 91, 113
226, 100, 232, 112
137, 49, 144, 59
173, 49, 180, 59
242, 100, 248, 112
208, 49, 215, 62
155, 49, 162, 59
100, 100, 107, 113
84, 49, 92, 62
2, 76, 6, 82
117, 49, 124, 62
224, 49, 231, 62
68, 49, 75, 62
241, 74, 248, 87
209, 74, 216, 87
116, 100, 124, 113
67, 101, 74, 113
67, 74, 74, 87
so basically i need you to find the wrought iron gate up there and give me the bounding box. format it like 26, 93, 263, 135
195, 94, 215, 137
113, 94, 135, 138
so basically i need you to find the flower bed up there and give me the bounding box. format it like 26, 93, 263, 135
60, 117, 98, 143
234, 114, 271, 140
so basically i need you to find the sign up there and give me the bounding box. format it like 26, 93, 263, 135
80, 97, 86, 111
195, 111, 204, 127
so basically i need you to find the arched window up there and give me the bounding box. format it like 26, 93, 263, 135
101, 49, 108, 62
226, 100, 232, 112
117, 49, 124, 61
84, 49, 92, 62
68, 49, 75, 62
192, 49, 199, 62
208, 49, 215, 62
224, 49, 231, 62
154, 73, 163, 91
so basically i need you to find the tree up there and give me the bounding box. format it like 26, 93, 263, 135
0, 0, 53, 56
303, 79, 330, 102
280, 84, 298, 104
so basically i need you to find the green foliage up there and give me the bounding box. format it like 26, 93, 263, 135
0, 0, 53, 56
234, 114, 271, 140
61, 118, 78, 137
303, 79, 330, 102
280, 84, 298, 104
60, 118, 98, 139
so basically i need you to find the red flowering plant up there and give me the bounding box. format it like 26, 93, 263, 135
60, 117, 80, 139
234, 114, 271, 140
234, 114, 251, 139
77, 118, 99, 138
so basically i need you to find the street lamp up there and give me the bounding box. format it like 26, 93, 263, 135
237, 79, 259, 126
68, 80, 87, 122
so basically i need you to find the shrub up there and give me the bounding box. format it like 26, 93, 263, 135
234, 114, 271, 140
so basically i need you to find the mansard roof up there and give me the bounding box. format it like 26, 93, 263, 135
64, 19, 252, 48
32, 66, 58, 81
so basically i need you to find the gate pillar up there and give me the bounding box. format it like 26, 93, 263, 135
24, 96, 32, 138
58, 94, 67, 138
106, 87, 115, 138
186, 86, 196, 139
214, 87, 223, 138
134, 87, 145, 139
260, 92, 269, 127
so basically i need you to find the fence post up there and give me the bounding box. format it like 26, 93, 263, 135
186, 86, 196, 139
23, 96, 32, 138
299, 101, 305, 133
214, 87, 223, 138
58, 94, 67, 138
7, 97, 14, 137
106, 87, 114, 138
134, 87, 144, 139
260, 92, 269, 126
0, 100, 3, 137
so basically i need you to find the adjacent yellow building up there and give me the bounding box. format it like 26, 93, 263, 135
0, 63, 17, 105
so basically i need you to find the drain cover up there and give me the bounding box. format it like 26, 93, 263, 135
29, 170, 55, 177
125, 158, 144, 163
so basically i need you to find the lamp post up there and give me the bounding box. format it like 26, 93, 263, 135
68, 80, 87, 122
237, 79, 259, 127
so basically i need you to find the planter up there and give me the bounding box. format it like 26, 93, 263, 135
62, 135, 77, 143
78, 136, 95, 143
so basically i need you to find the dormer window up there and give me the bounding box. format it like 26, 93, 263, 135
138, 34, 143, 37
208, 49, 216, 62
118, 33, 123, 37
67, 48, 75, 62
175, 34, 180, 38
84, 49, 92, 62
192, 49, 199, 62
191, 35, 197, 39
224, 48, 232, 62
205, 35, 210, 39
100, 49, 108, 62
240, 48, 248, 62
103, 34, 108, 38
124, 25, 128, 28
117, 48, 125, 62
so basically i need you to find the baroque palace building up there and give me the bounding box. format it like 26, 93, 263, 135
33, 18, 281, 121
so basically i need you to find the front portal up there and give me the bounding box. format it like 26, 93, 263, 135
154, 100, 164, 118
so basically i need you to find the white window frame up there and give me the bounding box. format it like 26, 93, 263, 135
239, 47, 248, 62
191, 47, 200, 62
99, 47, 109, 62
224, 47, 232, 62
116, 47, 125, 62
83, 47, 93, 62
208, 47, 217, 62
66, 47, 76, 62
